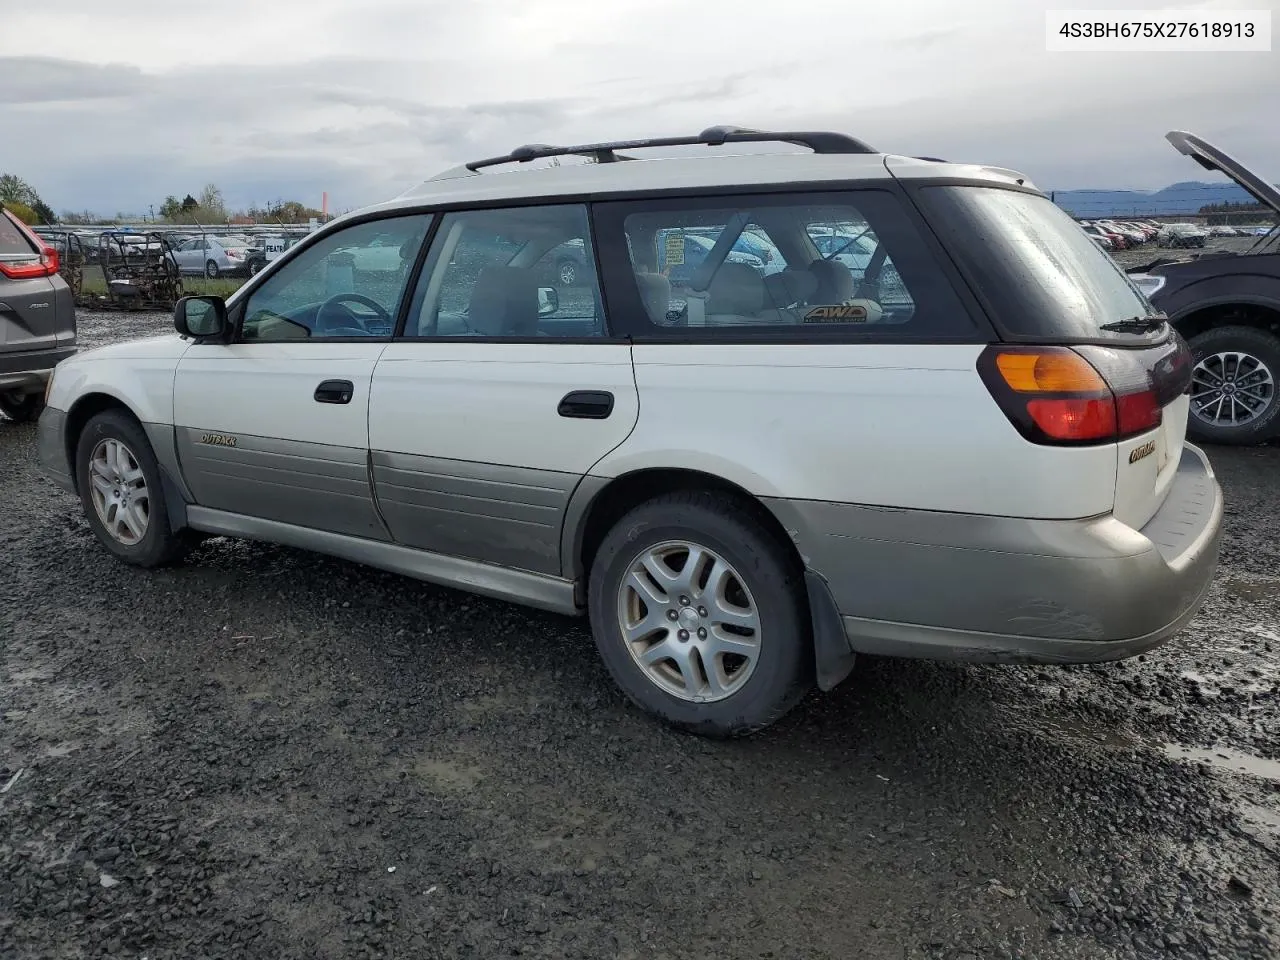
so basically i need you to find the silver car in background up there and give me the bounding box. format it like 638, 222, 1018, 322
170, 236, 253, 278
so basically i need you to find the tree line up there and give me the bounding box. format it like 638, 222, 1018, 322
1, 172, 327, 227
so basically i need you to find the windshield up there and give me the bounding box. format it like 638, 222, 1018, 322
919, 185, 1162, 340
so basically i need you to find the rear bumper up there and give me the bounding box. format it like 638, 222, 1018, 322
0, 346, 76, 393
765, 442, 1223, 664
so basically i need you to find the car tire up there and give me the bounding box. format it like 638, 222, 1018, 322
0, 391, 45, 423
74, 410, 195, 567
1186, 325, 1280, 446
557, 259, 577, 287
248, 260, 263, 276
205, 259, 219, 279
587, 490, 813, 737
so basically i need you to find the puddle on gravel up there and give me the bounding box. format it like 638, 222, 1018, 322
1240, 802, 1280, 840
1163, 744, 1280, 782
1023, 713, 1139, 751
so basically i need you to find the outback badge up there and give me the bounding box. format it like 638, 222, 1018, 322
199, 433, 238, 448
1128, 439, 1156, 464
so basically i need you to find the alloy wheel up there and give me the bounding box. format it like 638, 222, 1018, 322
1191, 351, 1276, 428
88, 438, 150, 545
616, 540, 762, 703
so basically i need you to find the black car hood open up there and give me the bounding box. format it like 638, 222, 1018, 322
1166, 130, 1280, 218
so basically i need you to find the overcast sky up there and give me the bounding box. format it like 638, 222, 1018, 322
1, 0, 1276, 216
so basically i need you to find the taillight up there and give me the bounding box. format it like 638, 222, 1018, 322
225, 249, 242, 259
0, 211, 61, 279
0, 245, 59, 279
977, 344, 1175, 446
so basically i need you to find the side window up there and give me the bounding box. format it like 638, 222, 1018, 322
606, 191, 972, 338
240, 214, 432, 342
405, 204, 607, 339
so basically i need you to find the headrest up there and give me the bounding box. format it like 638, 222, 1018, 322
707, 262, 765, 316
764, 269, 818, 307
468, 266, 538, 337
807, 259, 856, 304
634, 271, 672, 325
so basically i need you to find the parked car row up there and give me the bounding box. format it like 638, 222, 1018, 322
1077, 218, 1163, 250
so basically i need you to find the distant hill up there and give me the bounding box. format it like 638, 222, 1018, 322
1051, 180, 1277, 218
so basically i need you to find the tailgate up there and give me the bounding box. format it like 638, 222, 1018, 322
1110, 337, 1194, 530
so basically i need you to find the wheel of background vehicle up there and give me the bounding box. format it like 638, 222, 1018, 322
587, 490, 812, 737
557, 259, 578, 287
205, 259, 220, 279
74, 410, 195, 567
0, 391, 44, 423
1186, 325, 1280, 446
249, 259, 264, 276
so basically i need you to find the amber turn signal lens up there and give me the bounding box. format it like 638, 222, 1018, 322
994, 350, 1108, 394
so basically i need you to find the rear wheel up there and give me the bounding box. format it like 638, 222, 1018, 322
587, 490, 813, 737
0, 391, 44, 423
205, 259, 219, 279
1186, 325, 1280, 445
74, 410, 194, 567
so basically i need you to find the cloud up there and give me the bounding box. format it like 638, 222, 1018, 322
0, 57, 146, 104
0, 0, 1275, 215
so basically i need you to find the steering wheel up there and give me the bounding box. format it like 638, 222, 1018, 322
316, 293, 391, 336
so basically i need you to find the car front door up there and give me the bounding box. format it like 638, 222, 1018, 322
171, 239, 198, 275
172, 213, 433, 539
369, 203, 639, 576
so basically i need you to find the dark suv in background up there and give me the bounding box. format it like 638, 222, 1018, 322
0, 207, 76, 422
1128, 132, 1280, 446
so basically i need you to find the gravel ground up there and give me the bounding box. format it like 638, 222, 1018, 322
2, 310, 1278, 960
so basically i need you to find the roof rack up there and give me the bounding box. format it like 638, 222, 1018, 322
464, 125, 878, 172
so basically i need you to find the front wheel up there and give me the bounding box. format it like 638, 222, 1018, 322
205, 259, 219, 279
1186, 325, 1280, 446
587, 491, 813, 737
0, 391, 45, 423
75, 410, 194, 567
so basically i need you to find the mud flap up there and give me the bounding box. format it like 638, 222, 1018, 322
805, 570, 856, 691
157, 466, 190, 530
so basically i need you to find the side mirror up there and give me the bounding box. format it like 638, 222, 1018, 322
175, 295, 228, 339
537, 286, 559, 317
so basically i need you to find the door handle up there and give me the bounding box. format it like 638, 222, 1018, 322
558, 390, 614, 419
314, 379, 354, 404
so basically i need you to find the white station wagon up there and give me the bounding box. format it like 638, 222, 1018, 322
38, 127, 1224, 736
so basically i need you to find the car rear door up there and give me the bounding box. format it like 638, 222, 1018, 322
368, 202, 639, 576
0, 210, 61, 354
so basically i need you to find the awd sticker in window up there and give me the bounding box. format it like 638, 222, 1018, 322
803, 304, 869, 323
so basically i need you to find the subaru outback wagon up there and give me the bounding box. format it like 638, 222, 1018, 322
39, 127, 1223, 736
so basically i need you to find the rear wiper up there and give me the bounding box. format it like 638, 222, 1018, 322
1098, 315, 1167, 334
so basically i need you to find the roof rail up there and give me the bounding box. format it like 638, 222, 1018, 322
464, 125, 878, 172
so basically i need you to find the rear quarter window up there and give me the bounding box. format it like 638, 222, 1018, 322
0, 212, 37, 256
593, 188, 983, 341
917, 185, 1161, 341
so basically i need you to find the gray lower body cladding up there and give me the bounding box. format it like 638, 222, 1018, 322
370, 451, 576, 577
37, 407, 74, 492
765, 443, 1223, 663
175, 428, 387, 541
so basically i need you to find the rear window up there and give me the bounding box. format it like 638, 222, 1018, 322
919, 185, 1160, 340
0, 211, 37, 257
